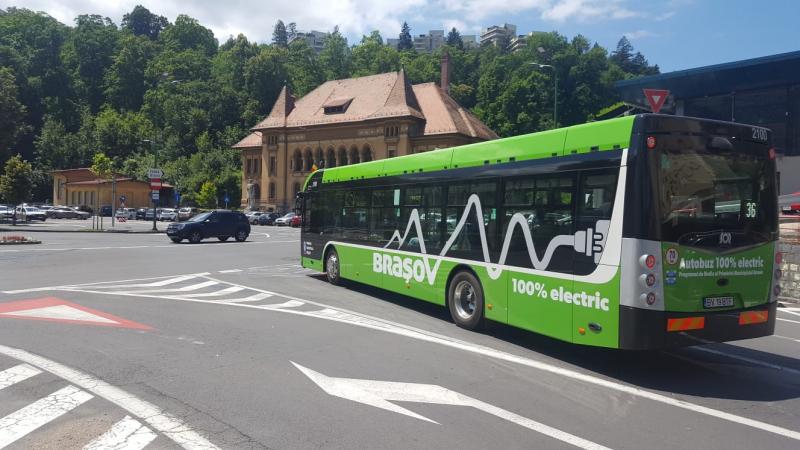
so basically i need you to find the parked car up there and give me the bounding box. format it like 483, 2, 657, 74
68, 207, 91, 220
290, 214, 301, 227
257, 212, 281, 226
159, 208, 178, 221
72, 205, 93, 215
144, 208, 157, 220
115, 208, 136, 220
136, 208, 147, 220
166, 210, 250, 243
178, 207, 198, 221
248, 211, 265, 224
274, 212, 296, 226
99, 205, 112, 217
780, 191, 800, 215
47, 206, 85, 219
0, 205, 12, 220
15, 205, 47, 222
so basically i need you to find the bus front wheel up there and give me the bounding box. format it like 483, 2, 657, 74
325, 248, 342, 285
447, 270, 485, 330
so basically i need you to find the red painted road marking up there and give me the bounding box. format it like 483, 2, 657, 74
0, 297, 152, 330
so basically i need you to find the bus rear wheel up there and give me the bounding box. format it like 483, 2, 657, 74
325, 248, 341, 285
447, 271, 485, 330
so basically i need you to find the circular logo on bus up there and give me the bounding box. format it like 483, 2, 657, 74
665, 248, 679, 265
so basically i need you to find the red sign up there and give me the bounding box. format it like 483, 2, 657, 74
0, 297, 152, 330
150, 177, 161, 190
643, 88, 669, 113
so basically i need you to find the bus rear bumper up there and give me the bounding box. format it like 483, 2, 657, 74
618, 302, 777, 350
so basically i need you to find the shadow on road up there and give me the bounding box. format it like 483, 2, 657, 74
307, 274, 800, 403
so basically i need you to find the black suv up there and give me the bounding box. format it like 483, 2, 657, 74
166, 210, 250, 243
257, 212, 281, 225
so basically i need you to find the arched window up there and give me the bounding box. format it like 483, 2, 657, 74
303, 148, 313, 171
361, 145, 372, 162
349, 145, 360, 165
268, 182, 276, 199
337, 146, 348, 166
314, 148, 323, 168
326, 147, 336, 168
292, 149, 302, 172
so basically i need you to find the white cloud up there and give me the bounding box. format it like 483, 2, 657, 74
624, 30, 657, 40
540, 0, 639, 22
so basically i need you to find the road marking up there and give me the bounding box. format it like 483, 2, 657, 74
773, 335, 800, 344
82, 415, 157, 450
689, 347, 800, 376
220, 293, 272, 303
778, 317, 800, 325
0, 345, 218, 449
116, 280, 218, 294
13, 273, 800, 442
218, 269, 242, 273
0, 364, 41, 390
778, 309, 800, 318
0, 385, 93, 448
179, 286, 245, 297
294, 362, 610, 450
2, 273, 211, 294
257, 300, 305, 309
0, 240, 297, 253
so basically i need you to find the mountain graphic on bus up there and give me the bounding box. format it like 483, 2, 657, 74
383, 193, 611, 281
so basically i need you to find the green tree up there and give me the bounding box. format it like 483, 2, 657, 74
159, 15, 218, 57
397, 21, 413, 51
319, 26, 350, 80
244, 46, 289, 117
121, 5, 168, 39
446, 27, 463, 49
285, 39, 323, 97
272, 20, 288, 47
104, 33, 157, 111
89, 151, 115, 179
0, 67, 28, 163
351, 31, 399, 77
61, 14, 119, 113
33, 116, 89, 169
196, 180, 218, 208
0, 155, 33, 223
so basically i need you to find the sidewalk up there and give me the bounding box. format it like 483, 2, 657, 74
779, 221, 800, 304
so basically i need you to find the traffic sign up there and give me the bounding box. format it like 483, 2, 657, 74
151, 191, 160, 201
643, 88, 669, 113
148, 168, 163, 179
150, 178, 162, 190
119, 195, 127, 203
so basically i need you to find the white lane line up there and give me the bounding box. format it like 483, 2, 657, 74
0, 345, 218, 450
0, 364, 42, 390
179, 286, 244, 298
220, 293, 272, 303
2, 273, 210, 294
218, 269, 242, 274
257, 300, 305, 310
0, 385, 93, 448
82, 415, 157, 450
51, 277, 800, 443
778, 309, 800, 318
115, 280, 219, 294
772, 335, 800, 344
778, 317, 800, 325
689, 347, 800, 376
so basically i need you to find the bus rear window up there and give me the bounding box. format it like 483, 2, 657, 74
656, 135, 776, 246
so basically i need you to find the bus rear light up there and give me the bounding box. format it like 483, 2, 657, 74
640, 254, 656, 269
768, 148, 776, 160
739, 310, 768, 325
645, 292, 656, 305
775, 252, 783, 265
645, 273, 656, 287
646, 136, 657, 149
667, 317, 705, 332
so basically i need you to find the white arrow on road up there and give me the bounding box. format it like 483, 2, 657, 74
292, 362, 611, 450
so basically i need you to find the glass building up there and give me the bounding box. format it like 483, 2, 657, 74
615, 51, 800, 194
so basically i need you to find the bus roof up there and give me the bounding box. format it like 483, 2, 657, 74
313, 115, 636, 186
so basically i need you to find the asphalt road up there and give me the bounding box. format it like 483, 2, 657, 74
1, 223, 799, 449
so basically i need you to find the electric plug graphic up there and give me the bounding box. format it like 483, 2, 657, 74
573, 220, 611, 263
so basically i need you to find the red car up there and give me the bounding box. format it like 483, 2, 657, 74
290, 214, 301, 227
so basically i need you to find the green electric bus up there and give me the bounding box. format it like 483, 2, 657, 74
298, 114, 780, 349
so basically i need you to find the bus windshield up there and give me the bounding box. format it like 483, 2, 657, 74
656, 135, 776, 246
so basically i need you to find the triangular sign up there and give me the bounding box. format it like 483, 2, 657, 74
643, 88, 670, 113
0, 297, 152, 330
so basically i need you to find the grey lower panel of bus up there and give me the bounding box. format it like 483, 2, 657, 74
619, 237, 665, 310
617, 302, 776, 350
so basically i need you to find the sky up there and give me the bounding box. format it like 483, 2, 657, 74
2, 0, 799, 72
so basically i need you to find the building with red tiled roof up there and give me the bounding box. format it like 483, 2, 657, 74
51, 168, 173, 209
233, 56, 497, 211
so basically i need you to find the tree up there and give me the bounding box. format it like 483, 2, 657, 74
159, 15, 218, 57
121, 5, 168, 39
272, 20, 288, 47
104, 33, 157, 111
61, 14, 119, 113
90, 151, 115, 180
0, 155, 33, 224
244, 46, 289, 116
446, 27, 463, 49
397, 22, 413, 51
351, 31, 399, 77
196, 180, 218, 208
319, 26, 351, 80
287, 22, 297, 40
0, 67, 28, 163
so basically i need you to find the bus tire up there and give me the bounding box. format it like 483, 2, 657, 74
447, 270, 485, 330
325, 247, 342, 285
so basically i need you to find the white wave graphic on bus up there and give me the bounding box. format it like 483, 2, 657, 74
382, 193, 610, 283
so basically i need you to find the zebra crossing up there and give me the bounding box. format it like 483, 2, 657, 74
0, 359, 167, 449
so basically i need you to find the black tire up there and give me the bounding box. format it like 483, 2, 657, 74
218, 236, 229, 242
234, 229, 248, 242
447, 271, 485, 330
189, 231, 202, 244
171, 238, 182, 243
325, 247, 342, 285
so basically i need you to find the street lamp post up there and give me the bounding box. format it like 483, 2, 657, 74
142, 139, 158, 231
530, 63, 558, 128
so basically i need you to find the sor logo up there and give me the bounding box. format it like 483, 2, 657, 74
665, 248, 679, 265
719, 232, 732, 246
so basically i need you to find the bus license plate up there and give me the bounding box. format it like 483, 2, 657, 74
703, 296, 734, 309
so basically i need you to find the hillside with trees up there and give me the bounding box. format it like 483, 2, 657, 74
0, 5, 658, 205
